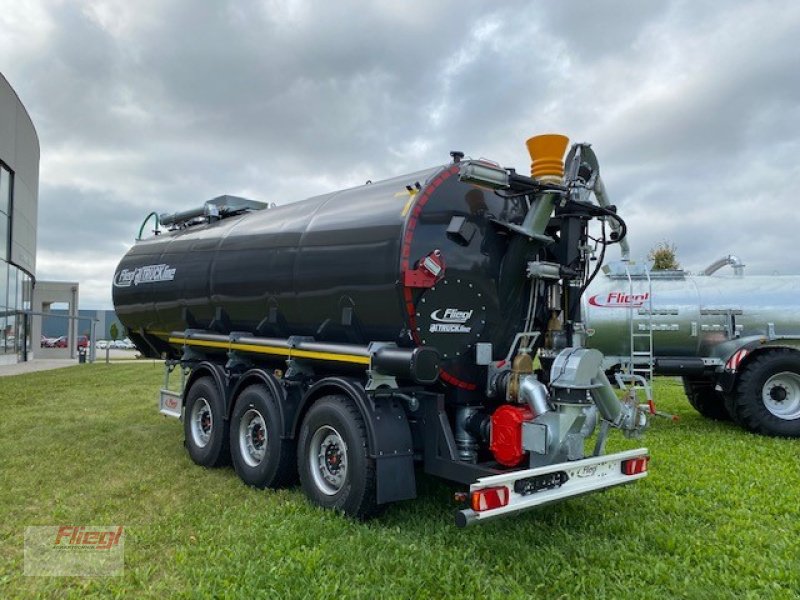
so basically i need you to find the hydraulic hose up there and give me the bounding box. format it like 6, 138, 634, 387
137, 212, 160, 240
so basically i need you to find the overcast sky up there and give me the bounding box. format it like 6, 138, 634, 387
1, 0, 799, 308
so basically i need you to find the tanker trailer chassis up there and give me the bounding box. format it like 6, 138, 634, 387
157, 332, 648, 526
117, 134, 650, 525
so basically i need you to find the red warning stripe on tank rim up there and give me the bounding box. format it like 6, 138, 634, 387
401, 165, 477, 391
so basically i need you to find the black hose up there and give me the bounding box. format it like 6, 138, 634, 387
570, 199, 628, 244
558, 200, 628, 244
579, 220, 607, 298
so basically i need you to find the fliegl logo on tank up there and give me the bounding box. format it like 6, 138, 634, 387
429, 308, 473, 333
588, 291, 650, 308
113, 264, 177, 288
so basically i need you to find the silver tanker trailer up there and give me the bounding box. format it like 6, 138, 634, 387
583, 257, 800, 437
114, 134, 652, 525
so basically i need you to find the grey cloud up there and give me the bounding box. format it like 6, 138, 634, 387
1, 0, 799, 307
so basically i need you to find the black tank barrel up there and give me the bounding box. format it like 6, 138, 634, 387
113, 163, 530, 390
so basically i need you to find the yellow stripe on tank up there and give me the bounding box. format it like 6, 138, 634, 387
167, 337, 371, 365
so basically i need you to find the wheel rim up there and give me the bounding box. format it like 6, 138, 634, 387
309, 425, 348, 496
238, 408, 267, 467
762, 371, 800, 420
190, 397, 213, 448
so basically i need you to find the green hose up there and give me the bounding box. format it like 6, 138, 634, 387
137, 212, 160, 240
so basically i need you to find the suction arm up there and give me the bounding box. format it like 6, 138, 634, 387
564, 142, 630, 261
703, 254, 745, 277
591, 175, 630, 261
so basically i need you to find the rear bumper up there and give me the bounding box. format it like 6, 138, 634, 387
455, 448, 649, 527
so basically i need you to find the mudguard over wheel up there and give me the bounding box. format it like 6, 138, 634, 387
297, 395, 380, 520
230, 384, 296, 488
682, 377, 730, 421
732, 349, 800, 437
184, 376, 230, 467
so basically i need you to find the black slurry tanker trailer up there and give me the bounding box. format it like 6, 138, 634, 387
113, 134, 650, 525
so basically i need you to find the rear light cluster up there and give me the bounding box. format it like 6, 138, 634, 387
621, 456, 650, 476
471, 486, 509, 512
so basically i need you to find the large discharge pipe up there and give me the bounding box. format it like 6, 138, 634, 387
703, 254, 745, 277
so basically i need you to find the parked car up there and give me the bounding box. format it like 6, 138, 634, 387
96, 340, 109, 350
53, 336, 68, 348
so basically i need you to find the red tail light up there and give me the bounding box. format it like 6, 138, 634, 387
471, 486, 510, 512
621, 456, 650, 476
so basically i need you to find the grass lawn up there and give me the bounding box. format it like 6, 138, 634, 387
1, 363, 798, 598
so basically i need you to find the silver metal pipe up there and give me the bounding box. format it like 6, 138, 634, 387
159, 206, 207, 228
519, 376, 551, 416
592, 175, 630, 261
455, 406, 480, 463
589, 370, 623, 424
521, 191, 559, 238
703, 254, 745, 277
579, 405, 598, 437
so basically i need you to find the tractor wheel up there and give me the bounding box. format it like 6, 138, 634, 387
732, 349, 800, 437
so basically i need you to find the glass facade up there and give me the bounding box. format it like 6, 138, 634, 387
0, 164, 9, 261
0, 163, 32, 361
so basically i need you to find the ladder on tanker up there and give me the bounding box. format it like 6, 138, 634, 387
616, 263, 654, 404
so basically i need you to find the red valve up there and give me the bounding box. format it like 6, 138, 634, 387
404, 249, 445, 288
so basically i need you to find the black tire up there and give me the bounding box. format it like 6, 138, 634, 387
731, 349, 800, 437
297, 395, 380, 520
184, 376, 230, 467
682, 377, 730, 421
230, 384, 296, 488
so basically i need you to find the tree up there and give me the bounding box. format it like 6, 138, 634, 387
109, 322, 119, 341
648, 240, 680, 271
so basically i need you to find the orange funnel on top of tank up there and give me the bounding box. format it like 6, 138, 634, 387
526, 134, 569, 182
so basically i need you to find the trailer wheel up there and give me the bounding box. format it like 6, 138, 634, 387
184, 377, 230, 467
230, 384, 296, 488
682, 377, 730, 421
297, 395, 380, 520
732, 349, 800, 437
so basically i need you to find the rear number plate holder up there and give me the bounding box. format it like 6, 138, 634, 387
514, 471, 569, 496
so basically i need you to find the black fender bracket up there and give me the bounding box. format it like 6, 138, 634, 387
369, 394, 417, 505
